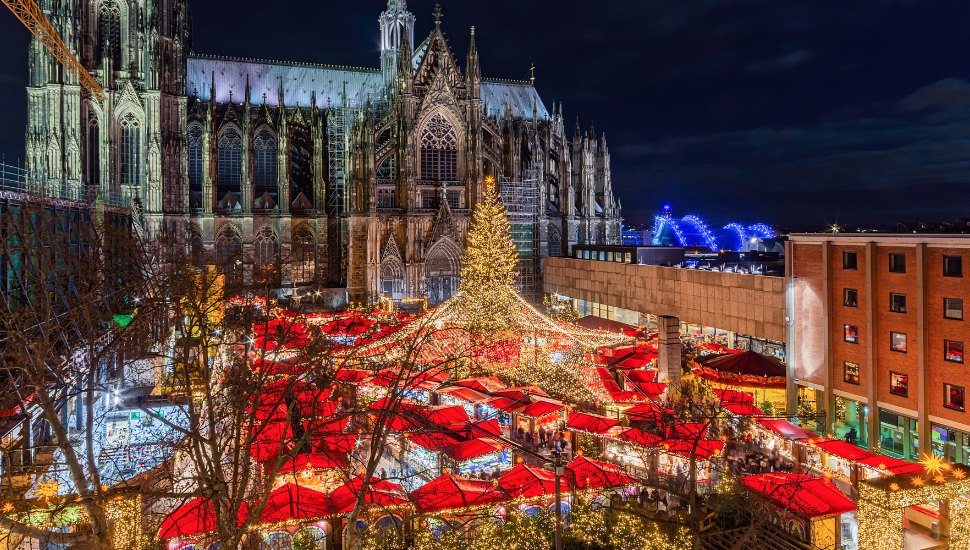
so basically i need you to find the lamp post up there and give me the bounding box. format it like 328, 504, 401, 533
552, 450, 565, 550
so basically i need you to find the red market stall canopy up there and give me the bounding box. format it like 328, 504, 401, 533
855, 455, 924, 475
499, 464, 557, 498
335, 369, 368, 384
409, 432, 464, 451
714, 389, 754, 404
487, 396, 528, 413
412, 474, 508, 513
445, 438, 509, 462
277, 453, 349, 474
662, 439, 724, 460
259, 483, 333, 523
757, 419, 820, 441
576, 315, 638, 334
810, 438, 876, 462
328, 476, 409, 514
595, 367, 621, 392
567, 412, 621, 434
447, 377, 507, 395
518, 400, 565, 419
567, 455, 638, 490
609, 391, 649, 403
693, 351, 787, 387
625, 402, 674, 423
742, 473, 857, 519
611, 427, 663, 448
158, 498, 249, 539
668, 422, 708, 440
615, 352, 658, 369
722, 402, 765, 416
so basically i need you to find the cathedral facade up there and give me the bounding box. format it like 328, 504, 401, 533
25, 0, 622, 303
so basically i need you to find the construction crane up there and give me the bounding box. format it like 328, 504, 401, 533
2, 0, 107, 101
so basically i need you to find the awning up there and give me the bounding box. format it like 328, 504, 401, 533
722, 402, 765, 416
334, 369, 369, 384
609, 391, 648, 403
757, 419, 819, 440
259, 483, 333, 523
518, 400, 564, 418
158, 498, 249, 539
742, 473, 857, 519
328, 476, 409, 514
499, 464, 556, 498
810, 438, 876, 462
487, 396, 528, 413
446, 438, 508, 462
567, 412, 620, 434
611, 427, 663, 448
277, 453, 349, 474
855, 455, 924, 475
408, 432, 464, 451
625, 403, 674, 423
424, 405, 469, 427
566, 456, 638, 489
661, 440, 724, 460
576, 315, 638, 334
412, 474, 508, 512
714, 389, 754, 404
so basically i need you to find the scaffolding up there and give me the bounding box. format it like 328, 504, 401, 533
500, 162, 541, 300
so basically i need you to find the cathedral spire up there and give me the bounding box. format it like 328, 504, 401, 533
466, 26, 481, 99
380, 0, 415, 92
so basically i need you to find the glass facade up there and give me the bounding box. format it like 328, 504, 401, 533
835, 395, 868, 448
879, 409, 918, 460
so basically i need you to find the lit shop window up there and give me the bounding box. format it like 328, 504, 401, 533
946, 340, 964, 363
945, 384, 966, 412
844, 324, 859, 344
891, 332, 907, 353
844, 362, 860, 385
890, 372, 909, 398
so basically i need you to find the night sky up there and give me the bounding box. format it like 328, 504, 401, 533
1, 0, 969, 228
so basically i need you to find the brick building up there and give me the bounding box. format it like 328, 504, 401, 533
789, 234, 970, 464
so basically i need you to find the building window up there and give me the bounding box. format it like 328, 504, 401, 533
946, 384, 966, 411
844, 288, 858, 307
625, 253, 632, 263
891, 332, 907, 353
945, 298, 964, 320
419, 113, 458, 181
890, 372, 909, 397
843, 251, 858, 270
421, 190, 437, 209
292, 226, 315, 284
86, 115, 100, 187
844, 362, 860, 385
187, 124, 203, 194
99, 1, 122, 68
253, 128, 277, 194
844, 324, 859, 344
889, 253, 906, 273
446, 190, 460, 209
120, 113, 140, 188
218, 127, 242, 194
890, 293, 907, 314
946, 340, 964, 363
945, 255, 963, 277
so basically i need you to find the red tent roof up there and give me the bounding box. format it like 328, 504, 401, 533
714, 389, 754, 404
446, 438, 509, 462
609, 391, 648, 403
612, 427, 663, 448
259, 483, 333, 523
328, 476, 409, 514
576, 315, 638, 334
566, 456, 638, 490
722, 402, 765, 416
662, 440, 724, 460
424, 405, 469, 427
742, 473, 857, 519
487, 396, 528, 413
499, 464, 556, 498
449, 377, 507, 394
277, 453, 349, 474
412, 474, 507, 513
518, 400, 564, 418
624, 370, 657, 384
695, 351, 787, 386
757, 419, 819, 440
408, 432, 464, 451
616, 352, 657, 369
625, 402, 674, 423
335, 369, 369, 384
567, 412, 620, 434
158, 498, 249, 539
855, 455, 924, 474
811, 438, 876, 462
669, 421, 709, 440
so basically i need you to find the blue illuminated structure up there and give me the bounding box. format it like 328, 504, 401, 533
651, 207, 775, 251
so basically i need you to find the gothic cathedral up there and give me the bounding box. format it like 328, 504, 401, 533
25, 0, 621, 303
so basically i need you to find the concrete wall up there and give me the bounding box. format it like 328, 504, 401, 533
543, 257, 787, 342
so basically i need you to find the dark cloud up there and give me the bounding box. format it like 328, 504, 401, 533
745, 49, 813, 73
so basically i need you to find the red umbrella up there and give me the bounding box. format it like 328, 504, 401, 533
499, 464, 556, 498
412, 474, 507, 513
158, 498, 249, 539
259, 483, 333, 523
566, 456, 637, 490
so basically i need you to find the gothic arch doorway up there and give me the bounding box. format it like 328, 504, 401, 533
380, 257, 406, 299
424, 238, 461, 304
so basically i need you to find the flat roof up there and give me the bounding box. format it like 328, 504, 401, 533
790, 233, 970, 245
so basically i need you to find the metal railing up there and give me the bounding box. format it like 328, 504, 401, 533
0, 163, 132, 209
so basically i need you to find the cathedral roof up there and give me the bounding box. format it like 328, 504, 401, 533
188, 54, 383, 108
187, 54, 549, 120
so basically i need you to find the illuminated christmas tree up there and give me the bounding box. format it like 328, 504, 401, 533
459, 181, 518, 292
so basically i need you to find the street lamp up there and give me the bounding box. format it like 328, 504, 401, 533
552, 450, 566, 550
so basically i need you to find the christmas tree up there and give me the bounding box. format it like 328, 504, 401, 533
459, 179, 518, 292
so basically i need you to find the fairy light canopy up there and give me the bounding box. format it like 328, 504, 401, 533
341, 181, 630, 404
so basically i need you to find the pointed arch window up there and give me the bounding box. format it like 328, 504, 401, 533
253, 128, 277, 195
86, 113, 99, 187
218, 127, 242, 195
120, 113, 140, 188
420, 113, 457, 181
215, 226, 243, 281
187, 124, 203, 195
254, 226, 279, 266
292, 225, 315, 284
99, 1, 122, 69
